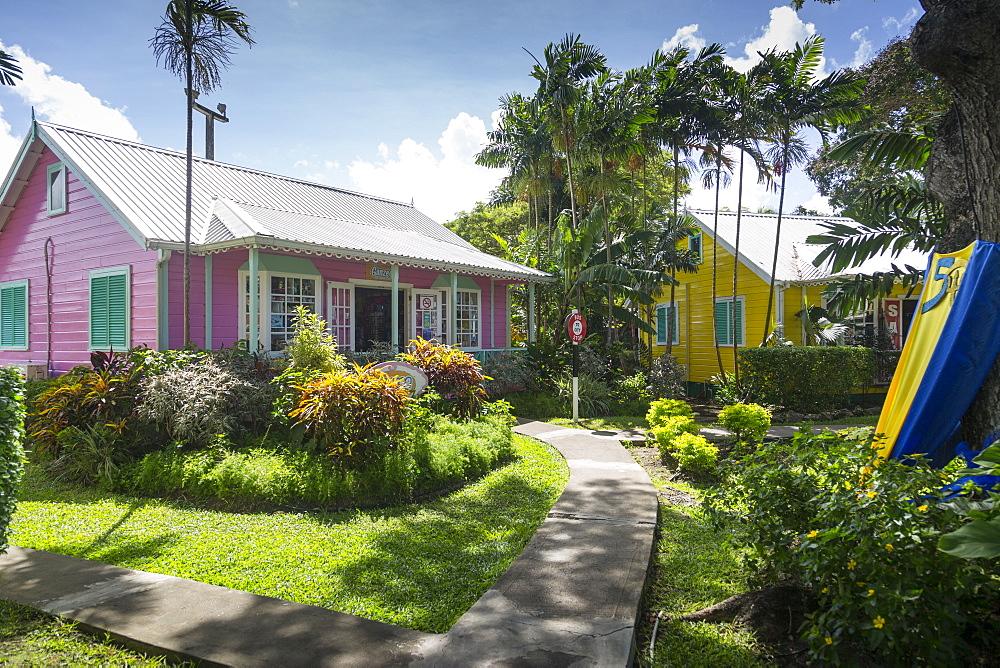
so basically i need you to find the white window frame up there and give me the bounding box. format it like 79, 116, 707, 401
326, 281, 355, 350
239, 270, 319, 353
89, 266, 131, 351
0, 279, 29, 351
715, 296, 745, 347
655, 301, 679, 346
414, 290, 444, 343
47, 162, 67, 216
454, 288, 482, 350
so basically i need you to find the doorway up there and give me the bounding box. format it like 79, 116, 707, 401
354, 287, 405, 351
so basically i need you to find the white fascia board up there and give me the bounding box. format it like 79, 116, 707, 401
0, 131, 44, 232
162, 236, 555, 283
35, 124, 148, 251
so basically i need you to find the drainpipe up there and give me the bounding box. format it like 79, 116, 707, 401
249, 247, 259, 352
156, 249, 172, 351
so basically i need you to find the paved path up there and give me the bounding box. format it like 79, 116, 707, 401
0, 421, 658, 667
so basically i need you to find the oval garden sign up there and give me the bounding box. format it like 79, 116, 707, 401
372, 361, 429, 396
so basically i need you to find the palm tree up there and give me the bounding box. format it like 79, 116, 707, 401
0, 50, 22, 86
527, 34, 607, 232
151, 0, 254, 345
756, 36, 864, 345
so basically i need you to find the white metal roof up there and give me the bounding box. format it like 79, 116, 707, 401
20, 122, 549, 281
686, 209, 929, 284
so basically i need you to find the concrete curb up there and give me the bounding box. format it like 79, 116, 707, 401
0, 421, 658, 667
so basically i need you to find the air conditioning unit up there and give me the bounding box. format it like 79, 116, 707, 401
6, 363, 48, 381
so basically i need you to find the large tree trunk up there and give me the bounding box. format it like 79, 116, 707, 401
910, 0, 1000, 449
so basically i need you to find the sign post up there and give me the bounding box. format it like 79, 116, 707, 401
566, 310, 587, 424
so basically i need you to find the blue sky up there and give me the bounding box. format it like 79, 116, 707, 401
1, 0, 922, 223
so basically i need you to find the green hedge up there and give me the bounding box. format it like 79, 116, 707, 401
0, 368, 26, 555
739, 346, 876, 413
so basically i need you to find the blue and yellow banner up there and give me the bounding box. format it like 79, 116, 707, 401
875, 241, 1000, 461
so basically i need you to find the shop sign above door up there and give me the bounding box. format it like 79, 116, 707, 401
367, 265, 392, 282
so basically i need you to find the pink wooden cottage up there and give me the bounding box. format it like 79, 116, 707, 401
0, 121, 549, 375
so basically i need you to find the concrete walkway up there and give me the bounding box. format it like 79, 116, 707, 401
0, 421, 658, 667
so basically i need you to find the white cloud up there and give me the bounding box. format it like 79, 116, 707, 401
685, 148, 768, 213
725, 6, 822, 75
799, 192, 832, 215
882, 7, 920, 34
347, 112, 504, 223
293, 159, 309, 168
848, 27, 874, 68
0, 42, 140, 170
0, 107, 22, 173
663, 24, 706, 53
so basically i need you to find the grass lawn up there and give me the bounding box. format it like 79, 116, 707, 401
9, 434, 568, 634
629, 445, 763, 667
0, 600, 188, 667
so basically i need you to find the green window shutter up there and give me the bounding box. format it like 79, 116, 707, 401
657, 306, 667, 344
734, 299, 744, 346
1, 284, 27, 348
107, 273, 128, 348
715, 301, 730, 346
91, 272, 128, 349
91, 275, 110, 347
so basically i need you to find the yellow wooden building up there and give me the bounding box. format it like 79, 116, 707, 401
650, 210, 927, 395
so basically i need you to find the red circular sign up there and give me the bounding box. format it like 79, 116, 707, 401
567, 313, 587, 343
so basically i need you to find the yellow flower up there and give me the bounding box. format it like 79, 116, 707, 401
847, 559, 857, 570
825, 637, 833, 645
873, 616, 886, 629
867, 589, 875, 597
821, 587, 828, 594
885, 543, 894, 551
845, 481, 853, 490
808, 530, 819, 538
918, 504, 929, 512
866, 490, 877, 499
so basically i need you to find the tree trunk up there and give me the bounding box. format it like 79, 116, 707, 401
910, 0, 1000, 449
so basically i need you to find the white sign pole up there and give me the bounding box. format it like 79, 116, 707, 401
572, 342, 579, 424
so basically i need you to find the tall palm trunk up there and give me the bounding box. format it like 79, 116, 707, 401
666, 144, 680, 356
733, 150, 745, 386
762, 136, 789, 346
711, 151, 724, 374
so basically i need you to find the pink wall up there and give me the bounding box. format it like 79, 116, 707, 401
196, 249, 519, 350
0, 147, 158, 374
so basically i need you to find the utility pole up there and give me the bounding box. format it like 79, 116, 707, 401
186, 89, 229, 160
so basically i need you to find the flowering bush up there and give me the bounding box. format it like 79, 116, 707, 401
705, 429, 1000, 664
718, 403, 771, 442
665, 432, 718, 474
646, 398, 695, 428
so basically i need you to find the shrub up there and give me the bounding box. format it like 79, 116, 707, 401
399, 338, 487, 419
482, 350, 532, 396
647, 353, 686, 399
718, 403, 771, 442
128, 414, 515, 509
29, 358, 146, 459
0, 367, 26, 555
498, 389, 565, 419
709, 371, 753, 406
610, 372, 653, 416
650, 416, 701, 461
704, 430, 1000, 665
288, 364, 412, 464
555, 372, 611, 417
666, 432, 718, 474
139, 358, 253, 447
284, 306, 348, 374
47, 424, 121, 488
646, 398, 695, 428
738, 346, 876, 413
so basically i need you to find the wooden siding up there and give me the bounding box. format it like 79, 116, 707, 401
0, 148, 157, 373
